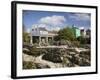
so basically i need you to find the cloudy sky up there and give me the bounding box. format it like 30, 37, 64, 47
23, 10, 91, 31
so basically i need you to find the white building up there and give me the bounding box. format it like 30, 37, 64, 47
79, 27, 86, 37
30, 24, 58, 46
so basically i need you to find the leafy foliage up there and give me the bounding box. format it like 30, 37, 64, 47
23, 44, 43, 57
54, 27, 76, 41
42, 48, 62, 63
77, 36, 90, 44
23, 32, 30, 44
23, 61, 36, 69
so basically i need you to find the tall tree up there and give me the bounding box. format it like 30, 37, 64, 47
56, 27, 76, 41
23, 24, 30, 43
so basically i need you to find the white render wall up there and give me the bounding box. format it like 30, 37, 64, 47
31, 25, 48, 36
31, 29, 48, 36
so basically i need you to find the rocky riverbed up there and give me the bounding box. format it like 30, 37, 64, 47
23, 46, 90, 69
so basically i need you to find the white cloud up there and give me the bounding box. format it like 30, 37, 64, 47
70, 13, 90, 21
55, 27, 60, 31
39, 15, 66, 26
32, 23, 61, 31
31, 15, 66, 31
39, 24, 61, 31
47, 26, 60, 31
38, 24, 47, 28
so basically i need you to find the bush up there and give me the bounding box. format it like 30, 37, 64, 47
40, 42, 48, 46
33, 43, 39, 47
35, 63, 50, 69
23, 61, 51, 69
77, 36, 90, 44
29, 48, 44, 57
78, 58, 90, 66
23, 32, 30, 44
23, 42, 32, 48
52, 41, 59, 46
57, 27, 76, 41
79, 50, 91, 60
72, 41, 80, 47
23, 45, 44, 57
59, 39, 67, 45
80, 44, 90, 49
23, 61, 36, 69
42, 53, 62, 63
42, 48, 62, 63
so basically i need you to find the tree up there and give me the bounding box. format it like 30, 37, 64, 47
23, 24, 30, 44
77, 36, 90, 44
23, 32, 30, 43
55, 27, 76, 41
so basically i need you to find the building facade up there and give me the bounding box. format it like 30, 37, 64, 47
72, 27, 81, 38
30, 25, 57, 46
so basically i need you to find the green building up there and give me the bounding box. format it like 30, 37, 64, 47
72, 26, 81, 38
